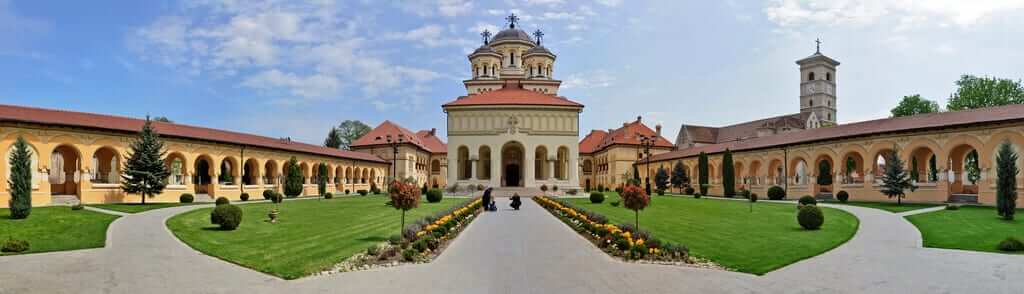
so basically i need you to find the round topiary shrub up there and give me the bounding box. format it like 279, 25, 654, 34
684, 186, 695, 195
540, 184, 548, 192
358, 190, 368, 196
210, 204, 243, 230
749, 193, 759, 203
767, 186, 786, 200
426, 188, 443, 203
693, 192, 702, 199
180, 193, 194, 203
71, 204, 84, 210
656, 189, 665, 196
240, 193, 250, 201
945, 204, 961, 210
324, 192, 334, 199
836, 190, 849, 203
215, 197, 230, 206
998, 237, 1024, 251
797, 205, 824, 230
799, 195, 817, 206
264, 189, 276, 200
273, 192, 284, 203
590, 192, 605, 204
1, 238, 29, 253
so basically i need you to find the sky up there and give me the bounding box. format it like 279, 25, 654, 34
2, 0, 1024, 146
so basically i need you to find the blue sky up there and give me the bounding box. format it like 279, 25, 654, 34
3, 0, 1024, 145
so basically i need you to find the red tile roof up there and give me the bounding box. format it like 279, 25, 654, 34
443, 87, 583, 108
415, 129, 448, 154
0, 104, 386, 163
578, 130, 607, 154
585, 119, 673, 154
650, 104, 1024, 163
351, 121, 447, 154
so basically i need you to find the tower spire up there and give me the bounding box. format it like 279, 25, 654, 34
506, 13, 519, 29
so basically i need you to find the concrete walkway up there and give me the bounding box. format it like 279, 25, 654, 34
1, 199, 1023, 293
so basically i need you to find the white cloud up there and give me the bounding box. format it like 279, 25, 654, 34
595, 0, 622, 7
0, 0, 53, 52
539, 11, 584, 21
764, 0, 1024, 29
385, 24, 475, 48
399, 0, 474, 17
562, 70, 614, 89
242, 69, 342, 99
438, 0, 474, 17
524, 0, 564, 6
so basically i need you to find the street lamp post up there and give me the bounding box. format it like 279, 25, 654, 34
386, 134, 404, 191
638, 133, 655, 195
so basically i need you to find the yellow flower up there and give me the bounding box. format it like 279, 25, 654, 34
635, 239, 644, 247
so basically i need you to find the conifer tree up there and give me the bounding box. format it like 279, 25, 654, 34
698, 152, 709, 195
722, 149, 735, 197
880, 145, 917, 205
654, 166, 669, 192
284, 157, 303, 198
671, 161, 687, 193
121, 118, 170, 204
7, 136, 33, 219
996, 140, 1018, 220
317, 163, 328, 198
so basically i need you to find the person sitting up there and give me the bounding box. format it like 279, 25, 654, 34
482, 188, 494, 211
510, 194, 522, 210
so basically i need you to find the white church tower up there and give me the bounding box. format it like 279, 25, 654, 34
797, 39, 840, 125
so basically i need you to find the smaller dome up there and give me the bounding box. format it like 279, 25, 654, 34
468, 45, 500, 59
492, 28, 534, 44
524, 46, 555, 58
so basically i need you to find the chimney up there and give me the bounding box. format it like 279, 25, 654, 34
637, 116, 642, 122
622, 122, 628, 128
656, 124, 662, 136
430, 128, 436, 136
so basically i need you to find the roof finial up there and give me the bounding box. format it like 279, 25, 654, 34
481, 29, 491, 45
533, 29, 544, 45
815, 37, 821, 53
506, 13, 519, 29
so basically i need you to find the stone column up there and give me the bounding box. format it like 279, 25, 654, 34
468, 159, 477, 181
491, 150, 501, 188
549, 160, 556, 181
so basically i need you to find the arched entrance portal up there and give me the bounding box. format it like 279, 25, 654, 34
49, 145, 81, 196
194, 157, 212, 194
501, 142, 524, 187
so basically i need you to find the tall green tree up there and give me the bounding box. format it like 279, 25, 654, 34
284, 157, 303, 198
996, 141, 1018, 220
891, 94, 940, 117
880, 145, 917, 205
324, 127, 343, 149
152, 116, 173, 123
947, 75, 1024, 111
654, 166, 669, 192
7, 136, 33, 219
317, 163, 328, 198
698, 152, 709, 195
722, 149, 735, 197
121, 118, 170, 204
336, 120, 372, 150
670, 161, 687, 193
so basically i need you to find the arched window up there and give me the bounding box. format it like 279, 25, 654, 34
826, 72, 832, 81
809, 99, 814, 107
91, 147, 120, 184
808, 72, 815, 81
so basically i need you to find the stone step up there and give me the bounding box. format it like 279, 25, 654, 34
49, 195, 80, 206
815, 193, 834, 200
194, 193, 215, 202
948, 194, 979, 203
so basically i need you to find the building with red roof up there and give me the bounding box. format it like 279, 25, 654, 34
351, 121, 448, 188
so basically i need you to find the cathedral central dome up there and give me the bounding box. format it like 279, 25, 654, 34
492, 28, 534, 44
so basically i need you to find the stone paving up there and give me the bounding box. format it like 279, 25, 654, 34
0, 199, 1022, 294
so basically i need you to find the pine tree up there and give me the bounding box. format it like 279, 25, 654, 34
996, 140, 1018, 220
284, 157, 303, 198
698, 152, 709, 195
722, 149, 735, 197
880, 145, 917, 205
7, 136, 32, 219
671, 161, 687, 193
324, 127, 343, 149
317, 163, 328, 198
654, 166, 669, 192
121, 118, 170, 204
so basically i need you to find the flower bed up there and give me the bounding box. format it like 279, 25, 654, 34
534, 196, 692, 264
326, 197, 483, 274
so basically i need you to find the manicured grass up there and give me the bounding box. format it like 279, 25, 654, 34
1, 207, 120, 255
166, 196, 464, 279
564, 193, 859, 274
905, 206, 1024, 254
89, 202, 201, 214
830, 201, 941, 213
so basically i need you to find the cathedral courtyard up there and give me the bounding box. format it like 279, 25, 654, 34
4, 2, 1024, 293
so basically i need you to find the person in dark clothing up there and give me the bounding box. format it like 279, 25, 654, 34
482, 188, 496, 211
510, 194, 522, 210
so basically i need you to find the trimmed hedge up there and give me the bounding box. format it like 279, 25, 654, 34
357, 190, 368, 196
426, 188, 443, 203
836, 190, 849, 203
590, 192, 605, 204
797, 205, 824, 230
684, 186, 695, 195
262, 189, 274, 200
998, 237, 1024, 252
767, 186, 786, 200
180, 193, 194, 203
324, 192, 334, 199
210, 204, 243, 230
1, 238, 29, 253
798, 195, 817, 206
240, 193, 250, 201
215, 197, 230, 206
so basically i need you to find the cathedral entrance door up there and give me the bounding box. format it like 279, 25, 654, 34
505, 164, 521, 187
501, 141, 524, 187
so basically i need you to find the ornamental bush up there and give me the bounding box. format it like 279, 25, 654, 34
767, 186, 786, 200
997, 237, 1024, 252
357, 190, 368, 196
610, 201, 621, 207
615, 186, 624, 194
271, 192, 284, 203
684, 186, 695, 195
370, 182, 381, 194
402, 248, 416, 261
1, 238, 29, 253
263, 189, 274, 200
836, 190, 849, 203
180, 193, 194, 203
215, 197, 230, 206
749, 193, 759, 203
797, 205, 824, 230
324, 192, 333, 199
240, 193, 250, 201
693, 192, 702, 199
210, 204, 243, 230
945, 204, 961, 210
426, 188, 443, 203
739, 189, 752, 199
71, 204, 84, 210
799, 195, 817, 206
540, 184, 549, 192
590, 192, 605, 204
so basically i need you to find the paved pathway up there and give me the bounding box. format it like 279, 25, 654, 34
1, 200, 1023, 293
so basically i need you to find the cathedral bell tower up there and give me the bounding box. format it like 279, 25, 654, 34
797, 39, 840, 124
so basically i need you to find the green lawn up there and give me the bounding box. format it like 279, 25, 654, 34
1, 207, 120, 255
89, 202, 201, 213
830, 201, 941, 213
564, 193, 859, 274
166, 196, 464, 279
905, 206, 1024, 254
